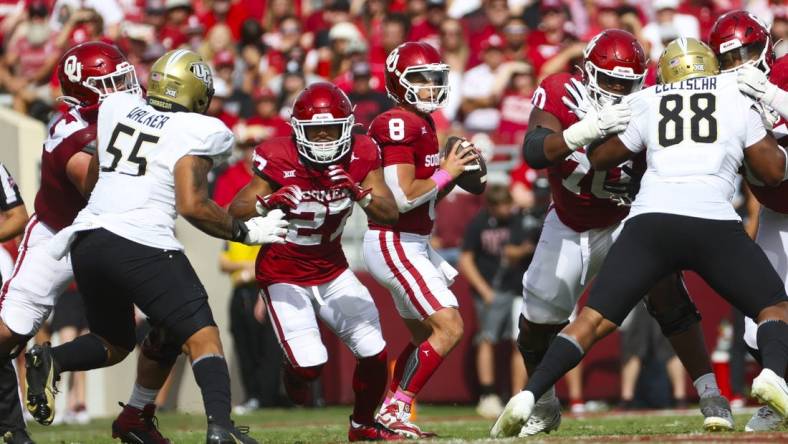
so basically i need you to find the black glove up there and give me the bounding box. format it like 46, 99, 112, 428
603, 165, 642, 207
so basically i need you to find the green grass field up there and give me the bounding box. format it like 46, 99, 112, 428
26, 405, 788, 443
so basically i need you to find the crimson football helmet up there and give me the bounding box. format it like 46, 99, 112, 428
385, 41, 449, 113
710, 10, 774, 74
58, 41, 141, 107
290, 82, 355, 164
583, 29, 648, 106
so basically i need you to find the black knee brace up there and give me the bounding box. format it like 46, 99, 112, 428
645, 274, 702, 337
516, 314, 567, 366
141, 325, 182, 367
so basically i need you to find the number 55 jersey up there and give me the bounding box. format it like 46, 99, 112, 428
74, 92, 233, 251
252, 135, 381, 287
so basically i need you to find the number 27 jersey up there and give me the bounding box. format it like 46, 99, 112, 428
253, 136, 381, 286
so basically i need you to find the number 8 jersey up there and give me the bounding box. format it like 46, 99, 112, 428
253, 135, 381, 286
534, 73, 642, 232
78, 92, 233, 250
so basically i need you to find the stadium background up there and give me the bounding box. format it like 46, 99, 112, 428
0, 0, 786, 419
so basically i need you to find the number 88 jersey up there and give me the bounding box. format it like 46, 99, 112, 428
534, 73, 639, 232
253, 135, 381, 287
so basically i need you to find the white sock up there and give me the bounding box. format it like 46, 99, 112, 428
693, 373, 721, 399
128, 383, 159, 409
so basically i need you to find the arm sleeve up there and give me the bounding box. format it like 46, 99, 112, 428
0, 164, 23, 211
744, 104, 769, 149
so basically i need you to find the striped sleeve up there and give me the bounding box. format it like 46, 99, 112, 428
0, 163, 23, 211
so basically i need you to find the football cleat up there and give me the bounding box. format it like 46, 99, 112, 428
745, 405, 785, 432
112, 402, 171, 444
348, 417, 402, 442
25, 343, 59, 426
1, 429, 34, 444
519, 393, 561, 437
751, 368, 788, 418
206, 417, 257, 444
375, 400, 435, 439
475, 394, 504, 419
490, 390, 535, 438
700, 395, 734, 432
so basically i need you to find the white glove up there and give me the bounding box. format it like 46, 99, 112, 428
737, 64, 779, 104
242, 209, 288, 245
563, 102, 631, 150
562, 78, 593, 119
755, 101, 780, 129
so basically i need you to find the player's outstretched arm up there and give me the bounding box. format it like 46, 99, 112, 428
522, 106, 574, 168
65, 152, 99, 198
738, 64, 788, 121
175, 155, 287, 244
358, 167, 398, 225
228, 175, 274, 220
387, 144, 477, 213
587, 135, 635, 171
745, 133, 786, 187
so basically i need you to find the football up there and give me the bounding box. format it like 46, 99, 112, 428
441, 136, 487, 195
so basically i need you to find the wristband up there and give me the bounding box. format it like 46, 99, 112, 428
230, 218, 249, 242
431, 169, 453, 190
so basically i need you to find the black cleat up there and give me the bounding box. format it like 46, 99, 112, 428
206, 417, 257, 444
25, 343, 59, 426
2, 429, 35, 444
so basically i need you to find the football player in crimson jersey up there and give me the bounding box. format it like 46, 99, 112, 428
0, 42, 140, 444
229, 82, 402, 442
712, 10, 788, 431
363, 41, 480, 438
507, 29, 730, 436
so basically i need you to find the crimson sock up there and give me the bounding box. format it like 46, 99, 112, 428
352, 351, 388, 425
396, 341, 444, 399
388, 342, 417, 395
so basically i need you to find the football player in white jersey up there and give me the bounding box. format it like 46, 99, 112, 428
492, 38, 788, 438
24, 49, 288, 444
710, 10, 788, 432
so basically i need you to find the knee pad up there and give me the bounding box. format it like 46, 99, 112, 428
141, 325, 182, 367
517, 314, 567, 365
288, 363, 324, 381
645, 277, 702, 337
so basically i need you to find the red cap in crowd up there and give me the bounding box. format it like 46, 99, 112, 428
540, 0, 565, 13
481, 34, 506, 51
213, 50, 235, 69
253, 87, 277, 102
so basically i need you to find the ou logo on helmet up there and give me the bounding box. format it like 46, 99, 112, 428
64, 55, 82, 83
386, 47, 400, 73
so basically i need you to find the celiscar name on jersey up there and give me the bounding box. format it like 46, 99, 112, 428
73, 92, 233, 250
619, 72, 766, 221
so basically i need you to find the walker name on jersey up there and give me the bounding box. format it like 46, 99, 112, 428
125, 107, 170, 129
654, 76, 717, 94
